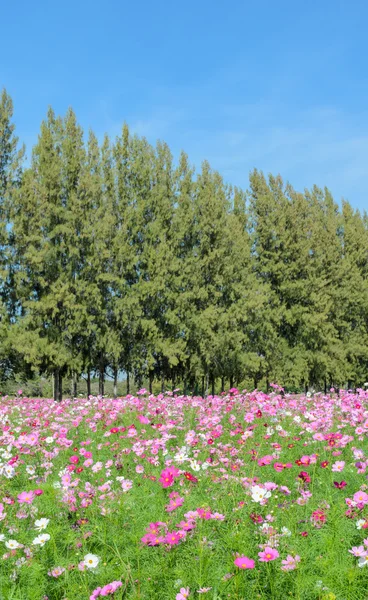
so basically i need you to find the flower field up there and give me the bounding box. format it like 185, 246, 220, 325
1, 388, 368, 600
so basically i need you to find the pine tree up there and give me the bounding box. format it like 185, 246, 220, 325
0, 89, 24, 381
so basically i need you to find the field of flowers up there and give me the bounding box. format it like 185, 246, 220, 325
1, 387, 368, 600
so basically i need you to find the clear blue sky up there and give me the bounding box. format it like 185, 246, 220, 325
2, 0, 368, 212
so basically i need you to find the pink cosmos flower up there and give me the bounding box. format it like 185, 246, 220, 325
177, 520, 196, 531
211, 512, 225, 521
353, 491, 368, 505
349, 546, 367, 557
166, 496, 184, 512
159, 466, 180, 488
258, 547, 279, 562
176, 588, 190, 600
234, 556, 255, 569
273, 462, 293, 472
137, 415, 150, 424
121, 480, 133, 492
281, 554, 301, 571
258, 455, 273, 466
48, 567, 65, 577
100, 581, 123, 596
331, 461, 345, 472
165, 531, 181, 545
17, 491, 35, 504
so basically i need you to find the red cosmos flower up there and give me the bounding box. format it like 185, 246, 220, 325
34, 489, 43, 496
184, 472, 198, 483
333, 481, 347, 489
207, 439, 214, 445
110, 427, 119, 434
311, 509, 326, 526
300, 531, 308, 537
320, 461, 329, 468
249, 512, 263, 524
298, 471, 311, 484
76, 467, 84, 473
256, 410, 262, 418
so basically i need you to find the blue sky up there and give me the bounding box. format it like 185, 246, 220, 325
2, 0, 368, 212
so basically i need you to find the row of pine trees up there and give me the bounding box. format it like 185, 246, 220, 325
1, 89, 368, 398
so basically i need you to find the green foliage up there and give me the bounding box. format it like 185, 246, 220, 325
1, 89, 368, 394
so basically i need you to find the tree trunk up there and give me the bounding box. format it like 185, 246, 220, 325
221, 376, 224, 393
161, 373, 165, 393
324, 379, 327, 395
126, 371, 130, 395
87, 370, 91, 397
205, 371, 209, 398
230, 375, 234, 389
201, 376, 205, 397
211, 375, 215, 397
149, 372, 153, 394
113, 367, 118, 399
58, 373, 63, 402
99, 357, 105, 396
253, 377, 258, 390
53, 369, 59, 402
72, 371, 77, 398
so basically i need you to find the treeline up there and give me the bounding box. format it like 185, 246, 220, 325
1, 89, 368, 399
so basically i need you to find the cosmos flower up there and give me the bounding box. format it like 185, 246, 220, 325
83, 553, 100, 569
234, 556, 255, 569
258, 547, 279, 562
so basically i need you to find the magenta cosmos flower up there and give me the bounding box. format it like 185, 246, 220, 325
258, 547, 279, 562
234, 556, 255, 569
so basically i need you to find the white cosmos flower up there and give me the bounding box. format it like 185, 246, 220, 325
356, 519, 366, 530
26, 466, 36, 475
281, 527, 291, 536
5, 539, 21, 549
251, 485, 271, 503
358, 554, 368, 567
190, 460, 201, 472
3, 465, 15, 478
32, 533, 50, 546
45, 437, 54, 444
83, 553, 99, 569
174, 451, 189, 464
34, 518, 50, 531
